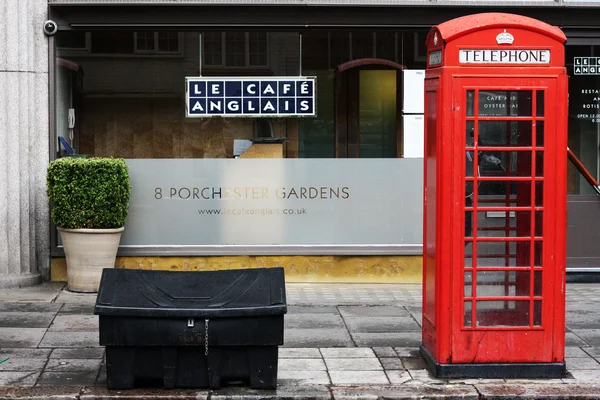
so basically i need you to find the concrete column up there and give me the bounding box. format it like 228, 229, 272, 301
0, 0, 49, 288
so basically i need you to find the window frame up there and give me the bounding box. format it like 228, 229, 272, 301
202, 32, 270, 69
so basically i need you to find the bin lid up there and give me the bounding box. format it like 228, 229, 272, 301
94, 268, 287, 318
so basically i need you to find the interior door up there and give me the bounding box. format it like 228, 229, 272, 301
335, 68, 401, 158
451, 77, 558, 363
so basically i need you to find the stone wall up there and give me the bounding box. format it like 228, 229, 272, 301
0, 0, 49, 287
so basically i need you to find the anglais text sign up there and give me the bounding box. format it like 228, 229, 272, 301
459, 49, 551, 64
186, 77, 316, 117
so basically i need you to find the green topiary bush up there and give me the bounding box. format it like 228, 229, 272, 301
47, 157, 131, 229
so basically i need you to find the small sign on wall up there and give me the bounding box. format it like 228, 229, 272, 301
186, 77, 316, 118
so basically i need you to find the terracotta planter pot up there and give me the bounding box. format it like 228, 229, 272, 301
58, 227, 124, 293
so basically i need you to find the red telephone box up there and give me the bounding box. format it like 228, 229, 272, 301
421, 13, 568, 378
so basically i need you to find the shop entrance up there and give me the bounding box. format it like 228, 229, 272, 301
334, 60, 403, 158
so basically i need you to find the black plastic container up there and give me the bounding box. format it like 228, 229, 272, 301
94, 267, 286, 390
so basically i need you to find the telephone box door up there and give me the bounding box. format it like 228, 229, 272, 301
451, 77, 559, 363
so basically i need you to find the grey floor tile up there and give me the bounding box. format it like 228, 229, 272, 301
39, 331, 100, 348
45, 359, 102, 373
566, 357, 600, 370
283, 328, 353, 347
394, 347, 422, 358
0, 358, 47, 372
339, 306, 409, 318
386, 370, 412, 384
329, 370, 389, 385
0, 348, 51, 358
279, 358, 326, 371
566, 332, 590, 347
325, 357, 382, 371
284, 314, 345, 330
372, 347, 396, 358
379, 357, 404, 370
49, 315, 99, 332
0, 312, 56, 328
50, 348, 105, 359
568, 369, 600, 382
54, 290, 97, 305
401, 357, 428, 370
0, 283, 65, 303
0, 371, 41, 387
351, 332, 421, 347
58, 304, 95, 315
210, 385, 331, 399
37, 371, 98, 386
0, 328, 46, 347
0, 302, 62, 312
566, 347, 591, 358
287, 306, 339, 314
571, 330, 600, 347
343, 316, 421, 333
278, 348, 322, 359
277, 370, 330, 385
321, 348, 375, 358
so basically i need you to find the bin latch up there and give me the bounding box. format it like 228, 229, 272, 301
187, 318, 194, 327
205, 318, 209, 356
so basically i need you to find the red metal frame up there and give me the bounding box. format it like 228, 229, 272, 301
423, 13, 568, 366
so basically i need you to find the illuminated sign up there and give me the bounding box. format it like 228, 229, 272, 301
186, 77, 316, 117
459, 49, 550, 64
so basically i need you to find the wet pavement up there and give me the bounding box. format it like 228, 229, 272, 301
0, 282, 599, 399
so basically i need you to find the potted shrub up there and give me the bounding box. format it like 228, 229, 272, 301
47, 157, 131, 293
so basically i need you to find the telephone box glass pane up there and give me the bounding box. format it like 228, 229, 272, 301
475, 180, 531, 205
464, 301, 472, 327
479, 150, 532, 177
534, 300, 542, 326
467, 90, 475, 117
536, 91, 545, 117
476, 271, 533, 297
476, 301, 530, 326
476, 241, 540, 268
476, 211, 531, 237
478, 91, 532, 117
536, 151, 544, 177
534, 270, 542, 297
465, 271, 473, 297
536, 121, 544, 147
478, 121, 533, 147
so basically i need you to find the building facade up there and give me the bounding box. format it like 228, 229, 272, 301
1, 0, 600, 287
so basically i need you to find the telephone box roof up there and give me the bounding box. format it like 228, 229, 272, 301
430, 13, 566, 45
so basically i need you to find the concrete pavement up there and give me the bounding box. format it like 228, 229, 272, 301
0, 282, 599, 399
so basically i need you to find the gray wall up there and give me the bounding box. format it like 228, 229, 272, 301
0, 0, 50, 287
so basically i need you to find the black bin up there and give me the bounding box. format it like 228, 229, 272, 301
94, 267, 286, 390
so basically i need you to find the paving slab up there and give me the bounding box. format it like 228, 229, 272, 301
0, 386, 80, 399
338, 306, 409, 318
45, 359, 102, 373
0, 283, 64, 303
321, 348, 375, 358
283, 328, 353, 347
329, 370, 389, 385
566, 347, 593, 358
0, 358, 47, 372
38, 332, 100, 348
284, 314, 345, 330
325, 357, 382, 371
209, 385, 331, 399
565, 332, 589, 347
570, 330, 600, 347
57, 304, 95, 315
0, 371, 41, 387
277, 370, 331, 385
0, 312, 57, 329
0, 328, 46, 348
379, 357, 404, 370
37, 371, 99, 386
279, 358, 326, 371
50, 348, 105, 359
566, 370, 600, 383
0, 303, 62, 313
80, 387, 209, 399
53, 291, 97, 305
287, 306, 339, 314
401, 356, 428, 370
372, 347, 396, 358
566, 357, 600, 370
386, 370, 413, 385
0, 348, 52, 358
475, 383, 600, 399
351, 332, 421, 347
394, 347, 422, 358
343, 317, 421, 333
48, 315, 99, 332
332, 385, 479, 400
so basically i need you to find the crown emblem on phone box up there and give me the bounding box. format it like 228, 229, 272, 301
496, 30, 514, 45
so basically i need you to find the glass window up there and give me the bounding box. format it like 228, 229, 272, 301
567, 45, 600, 195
